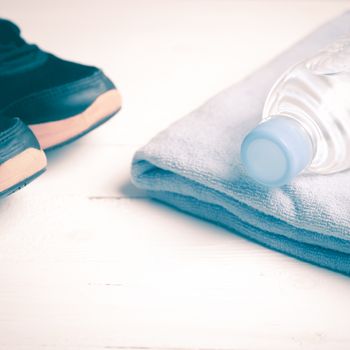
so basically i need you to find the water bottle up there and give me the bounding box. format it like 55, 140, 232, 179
240, 35, 350, 187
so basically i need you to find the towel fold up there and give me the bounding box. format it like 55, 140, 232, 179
132, 11, 350, 275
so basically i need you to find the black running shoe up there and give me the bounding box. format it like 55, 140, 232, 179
0, 117, 46, 198
0, 19, 122, 150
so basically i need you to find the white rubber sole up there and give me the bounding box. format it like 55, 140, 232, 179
29, 89, 122, 150
0, 148, 47, 193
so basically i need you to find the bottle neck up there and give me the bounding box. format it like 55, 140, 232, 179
241, 116, 314, 186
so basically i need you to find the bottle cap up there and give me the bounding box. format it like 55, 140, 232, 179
240, 117, 313, 187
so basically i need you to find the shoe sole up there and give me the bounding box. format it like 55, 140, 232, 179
29, 89, 122, 150
0, 148, 47, 198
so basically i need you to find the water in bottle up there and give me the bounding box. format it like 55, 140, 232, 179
241, 35, 350, 187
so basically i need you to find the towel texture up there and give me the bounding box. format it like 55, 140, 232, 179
132, 12, 350, 275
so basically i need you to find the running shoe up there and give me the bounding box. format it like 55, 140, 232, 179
0, 19, 122, 150
0, 117, 46, 198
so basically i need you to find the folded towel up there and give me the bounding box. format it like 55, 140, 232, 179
132, 11, 350, 275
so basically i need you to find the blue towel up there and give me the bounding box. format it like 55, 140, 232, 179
132, 12, 350, 275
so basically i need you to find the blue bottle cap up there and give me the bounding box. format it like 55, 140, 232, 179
240, 117, 314, 187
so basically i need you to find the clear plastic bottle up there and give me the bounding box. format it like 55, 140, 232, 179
241, 35, 350, 187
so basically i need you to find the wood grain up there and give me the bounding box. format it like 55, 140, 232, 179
1, 1, 350, 349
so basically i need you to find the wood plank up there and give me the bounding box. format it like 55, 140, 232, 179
1, 1, 350, 349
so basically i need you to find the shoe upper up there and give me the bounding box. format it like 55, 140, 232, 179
0, 117, 41, 164
0, 19, 116, 125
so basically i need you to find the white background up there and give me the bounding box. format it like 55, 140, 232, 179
1, 1, 350, 349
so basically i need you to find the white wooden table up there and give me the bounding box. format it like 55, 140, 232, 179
2, 1, 350, 349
